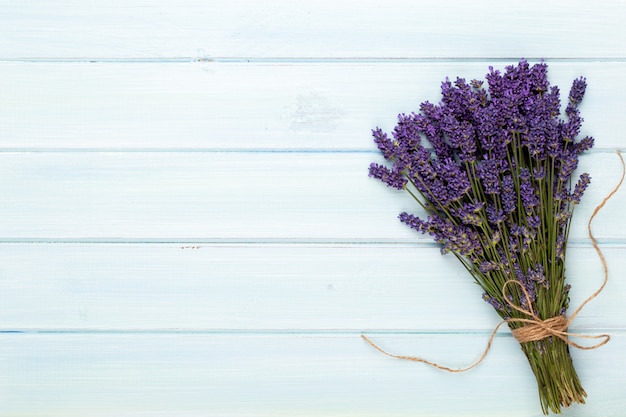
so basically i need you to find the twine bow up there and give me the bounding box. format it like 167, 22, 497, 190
362, 151, 624, 372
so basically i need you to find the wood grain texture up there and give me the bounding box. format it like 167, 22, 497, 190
1, 1, 625, 415
1, 332, 625, 416
1, 0, 625, 59
0, 152, 623, 241
0, 244, 620, 331
1, 61, 625, 150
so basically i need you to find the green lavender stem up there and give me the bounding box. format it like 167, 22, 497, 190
520, 337, 586, 415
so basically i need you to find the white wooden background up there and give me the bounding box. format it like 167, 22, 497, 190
1, 1, 626, 416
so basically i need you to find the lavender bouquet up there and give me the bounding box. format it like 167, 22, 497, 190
367, 60, 609, 414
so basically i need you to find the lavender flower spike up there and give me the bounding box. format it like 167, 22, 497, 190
569, 77, 587, 105
571, 173, 591, 204
368, 163, 406, 190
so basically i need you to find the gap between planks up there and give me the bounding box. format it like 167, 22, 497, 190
2, 57, 626, 64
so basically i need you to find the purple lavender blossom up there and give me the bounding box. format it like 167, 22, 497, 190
480, 261, 501, 273
491, 230, 501, 246
558, 150, 579, 182
528, 263, 548, 289
571, 173, 591, 204
372, 128, 396, 160
569, 77, 587, 105
575, 136, 594, 154
399, 212, 483, 258
415, 102, 453, 161
532, 165, 546, 181
564, 102, 584, 140
451, 202, 485, 227
398, 212, 429, 234
527, 214, 541, 229
483, 293, 506, 312
555, 233, 566, 260
520, 180, 539, 212
369, 61, 595, 346
368, 163, 406, 190
486, 204, 506, 224
392, 113, 422, 149
441, 116, 477, 163
477, 158, 502, 194
501, 174, 516, 214
434, 157, 471, 203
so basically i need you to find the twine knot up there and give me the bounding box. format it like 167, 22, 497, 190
511, 315, 568, 344
502, 278, 609, 351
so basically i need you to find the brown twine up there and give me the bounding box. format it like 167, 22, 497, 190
362, 150, 625, 371
511, 314, 568, 344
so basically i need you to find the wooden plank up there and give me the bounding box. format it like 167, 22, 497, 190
3, 2, 624, 416
1, 61, 625, 150
0, 332, 623, 416
1, 0, 625, 59
0, 152, 623, 241
0, 243, 622, 331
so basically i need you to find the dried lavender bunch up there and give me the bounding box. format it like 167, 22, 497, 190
369, 60, 595, 414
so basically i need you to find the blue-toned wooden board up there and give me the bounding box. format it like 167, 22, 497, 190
1, 62, 624, 150
1, 1, 624, 415
1, 0, 625, 59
